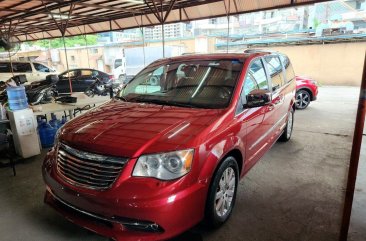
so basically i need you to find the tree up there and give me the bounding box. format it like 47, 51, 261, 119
29, 35, 98, 48
313, 18, 321, 29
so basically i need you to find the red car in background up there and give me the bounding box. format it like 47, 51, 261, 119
295, 76, 318, 109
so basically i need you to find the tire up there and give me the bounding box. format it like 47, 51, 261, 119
279, 108, 294, 142
204, 156, 239, 228
84, 88, 95, 97
295, 89, 311, 109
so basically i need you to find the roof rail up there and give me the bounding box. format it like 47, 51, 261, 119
243, 49, 277, 54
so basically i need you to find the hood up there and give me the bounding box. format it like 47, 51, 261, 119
59, 100, 224, 158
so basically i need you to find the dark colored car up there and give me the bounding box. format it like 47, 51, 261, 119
43, 51, 296, 240
57, 68, 114, 93
295, 75, 318, 109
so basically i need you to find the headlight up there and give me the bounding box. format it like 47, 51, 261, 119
311, 80, 318, 86
53, 128, 61, 147
132, 149, 194, 180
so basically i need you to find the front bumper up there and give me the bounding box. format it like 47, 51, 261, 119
42, 152, 207, 241
312, 86, 318, 101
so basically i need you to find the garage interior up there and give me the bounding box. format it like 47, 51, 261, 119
0, 1, 365, 241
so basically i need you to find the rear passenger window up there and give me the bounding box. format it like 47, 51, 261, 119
33, 63, 51, 73
264, 56, 285, 91
12, 63, 32, 73
280, 55, 295, 82
0, 63, 11, 73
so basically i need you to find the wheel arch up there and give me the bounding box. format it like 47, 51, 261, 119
297, 87, 314, 100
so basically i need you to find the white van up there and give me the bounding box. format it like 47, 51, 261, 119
0, 61, 57, 83
112, 58, 126, 83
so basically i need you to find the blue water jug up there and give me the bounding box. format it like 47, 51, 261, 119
49, 113, 61, 129
60, 116, 67, 126
38, 119, 57, 148
36, 116, 43, 129
6, 86, 28, 111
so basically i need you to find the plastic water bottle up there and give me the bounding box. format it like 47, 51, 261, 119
36, 116, 43, 128
49, 113, 61, 129
60, 116, 67, 126
38, 119, 57, 148
6, 86, 28, 111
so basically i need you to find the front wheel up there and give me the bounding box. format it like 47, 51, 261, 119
279, 108, 294, 142
295, 90, 311, 109
205, 156, 239, 228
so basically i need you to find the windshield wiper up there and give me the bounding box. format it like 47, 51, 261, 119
115, 96, 128, 101
132, 98, 197, 108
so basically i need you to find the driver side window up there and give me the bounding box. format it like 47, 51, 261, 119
133, 66, 163, 94
237, 58, 269, 114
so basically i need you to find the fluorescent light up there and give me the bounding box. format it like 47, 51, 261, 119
48, 14, 71, 20
123, 0, 144, 4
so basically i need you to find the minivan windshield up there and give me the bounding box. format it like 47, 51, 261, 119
119, 59, 243, 109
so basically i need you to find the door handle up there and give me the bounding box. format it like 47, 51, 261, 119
267, 104, 275, 111
273, 95, 284, 105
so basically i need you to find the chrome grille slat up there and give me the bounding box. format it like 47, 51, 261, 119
57, 170, 110, 187
58, 155, 121, 175
60, 145, 125, 164
59, 151, 124, 170
57, 167, 112, 185
57, 160, 117, 179
56, 143, 127, 190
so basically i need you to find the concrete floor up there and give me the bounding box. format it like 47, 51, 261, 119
0, 86, 364, 241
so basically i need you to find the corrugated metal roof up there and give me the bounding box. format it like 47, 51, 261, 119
0, 0, 331, 42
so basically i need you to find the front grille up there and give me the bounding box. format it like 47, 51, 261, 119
56, 143, 127, 190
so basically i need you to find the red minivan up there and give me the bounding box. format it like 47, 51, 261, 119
43, 51, 296, 241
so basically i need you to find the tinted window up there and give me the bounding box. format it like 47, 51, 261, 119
33, 63, 51, 72
61, 70, 78, 78
12, 63, 32, 73
280, 54, 295, 82
0, 63, 11, 73
92, 70, 100, 77
264, 55, 285, 91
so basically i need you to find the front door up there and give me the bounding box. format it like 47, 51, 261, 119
236, 58, 274, 169
57, 70, 79, 94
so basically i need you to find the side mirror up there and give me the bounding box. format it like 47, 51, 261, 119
46, 74, 59, 83
245, 89, 271, 108
13, 75, 27, 85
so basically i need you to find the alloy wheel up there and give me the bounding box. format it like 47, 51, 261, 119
215, 167, 236, 217
296, 91, 310, 109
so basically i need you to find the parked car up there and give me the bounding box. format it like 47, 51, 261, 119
43, 51, 296, 240
295, 75, 318, 109
0, 61, 57, 83
56, 68, 114, 94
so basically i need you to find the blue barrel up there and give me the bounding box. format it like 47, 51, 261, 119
38, 119, 57, 148
6, 86, 28, 111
